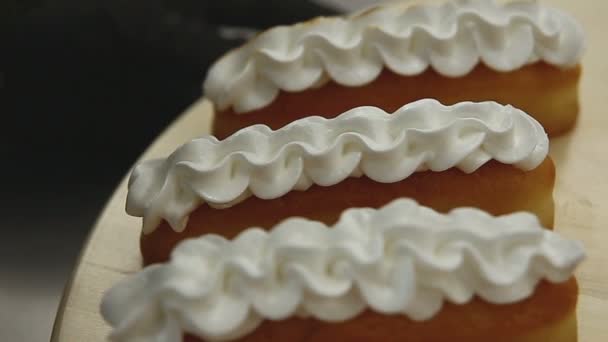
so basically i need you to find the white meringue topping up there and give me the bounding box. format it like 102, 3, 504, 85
102, 198, 585, 342
203, 0, 585, 113
126, 100, 548, 233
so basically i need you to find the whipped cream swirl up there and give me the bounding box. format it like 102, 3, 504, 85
203, 0, 585, 113
127, 100, 548, 233
102, 198, 585, 342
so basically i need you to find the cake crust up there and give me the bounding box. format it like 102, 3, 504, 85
213, 63, 581, 139
141, 158, 555, 265
184, 278, 578, 342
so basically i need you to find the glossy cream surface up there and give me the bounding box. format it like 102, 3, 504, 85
126, 100, 548, 233
102, 199, 585, 341
203, 0, 585, 113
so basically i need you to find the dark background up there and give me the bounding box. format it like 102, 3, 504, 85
0, 0, 377, 340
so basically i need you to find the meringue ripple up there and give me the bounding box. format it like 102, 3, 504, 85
102, 198, 585, 342
203, 0, 585, 113
126, 100, 548, 233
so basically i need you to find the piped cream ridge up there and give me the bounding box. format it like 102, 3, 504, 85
102, 198, 585, 342
203, 0, 585, 113
126, 100, 549, 233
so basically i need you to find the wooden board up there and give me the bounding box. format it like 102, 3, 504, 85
51, 1, 608, 340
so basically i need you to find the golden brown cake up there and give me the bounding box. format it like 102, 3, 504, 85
204, 0, 585, 138
142, 159, 555, 265
124, 100, 554, 264
182, 280, 579, 342
212, 63, 581, 140
102, 198, 585, 342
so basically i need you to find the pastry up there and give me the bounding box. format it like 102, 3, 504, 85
102, 198, 585, 341
204, 0, 585, 138
125, 100, 554, 264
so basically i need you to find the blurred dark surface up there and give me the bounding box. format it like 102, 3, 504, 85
1, 0, 341, 340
